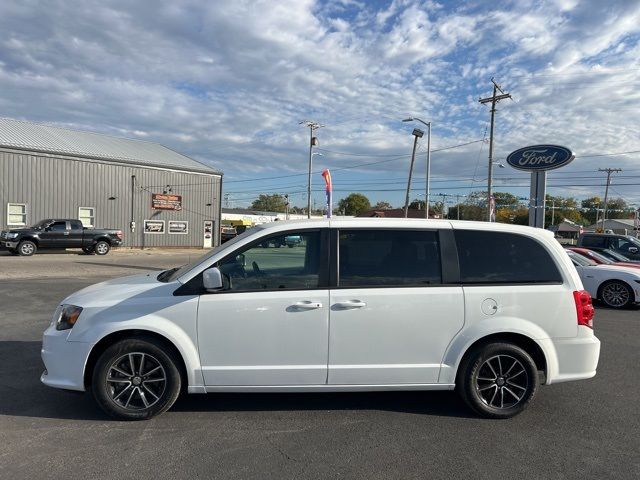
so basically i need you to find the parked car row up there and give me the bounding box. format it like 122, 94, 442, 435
564, 233, 640, 309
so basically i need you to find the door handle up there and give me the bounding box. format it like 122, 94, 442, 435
334, 300, 367, 309
292, 301, 323, 310
63, 232, 70, 235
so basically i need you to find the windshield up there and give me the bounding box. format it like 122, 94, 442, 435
31, 219, 52, 229
567, 250, 596, 266
626, 236, 640, 246
603, 249, 632, 262
587, 250, 613, 264
161, 227, 260, 282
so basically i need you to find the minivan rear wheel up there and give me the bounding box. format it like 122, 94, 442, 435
92, 338, 181, 420
457, 342, 539, 419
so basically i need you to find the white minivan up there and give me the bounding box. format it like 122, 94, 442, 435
41, 219, 600, 420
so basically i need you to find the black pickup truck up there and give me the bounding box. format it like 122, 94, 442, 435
1, 219, 123, 256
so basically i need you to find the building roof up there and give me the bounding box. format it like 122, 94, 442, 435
587, 218, 637, 230
0, 117, 221, 175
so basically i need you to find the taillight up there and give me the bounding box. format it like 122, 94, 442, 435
573, 290, 594, 329
116, 230, 123, 239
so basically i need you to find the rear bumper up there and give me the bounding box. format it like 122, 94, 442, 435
542, 333, 601, 384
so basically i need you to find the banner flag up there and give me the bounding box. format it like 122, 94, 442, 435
321, 169, 332, 218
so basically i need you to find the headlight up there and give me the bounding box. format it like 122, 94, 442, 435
7, 232, 19, 239
54, 305, 83, 331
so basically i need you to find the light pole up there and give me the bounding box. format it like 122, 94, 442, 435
403, 128, 424, 218
300, 120, 324, 219
403, 118, 431, 218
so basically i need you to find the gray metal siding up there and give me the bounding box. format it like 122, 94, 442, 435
0, 149, 221, 247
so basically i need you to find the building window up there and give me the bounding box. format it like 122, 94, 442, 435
79, 207, 95, 227
7, 203, 27, 226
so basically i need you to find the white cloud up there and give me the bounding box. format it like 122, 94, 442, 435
0, 0, 639, 207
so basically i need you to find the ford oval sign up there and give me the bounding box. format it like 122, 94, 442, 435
506, 145, 574, 171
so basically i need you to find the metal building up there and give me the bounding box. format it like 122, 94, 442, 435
0, 118, 222, 248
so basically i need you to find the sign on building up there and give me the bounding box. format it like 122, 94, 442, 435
505, 145, 574, 228
152, 193, 182, 211
168, 220, 188, 234
144, 220, 165, 234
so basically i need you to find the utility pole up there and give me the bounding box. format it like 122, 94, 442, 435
403, 128, 424, 218
550, 198, 555, 229
454, 194, 466, 220
300, 120, 324, 219
479, 78, 511, 222
599, 168, 622, 231
438, 193, 448, 219
284, 194, 289, 220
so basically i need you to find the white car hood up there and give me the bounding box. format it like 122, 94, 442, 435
62, 273, 177, 306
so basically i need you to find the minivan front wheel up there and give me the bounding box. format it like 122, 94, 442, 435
457, 342, 539, 419
92, 338, 181, 420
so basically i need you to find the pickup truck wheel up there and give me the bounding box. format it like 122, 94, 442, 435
18, 240, 37, 256
94, 241, 110, 255
92, 338, 181, 420
82, 247, 95, 255
457, 342, 538, 419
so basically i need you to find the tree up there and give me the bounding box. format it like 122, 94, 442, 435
251, 194, 287, 212
408, 198, 425, 210
581, 197, 602, 224
338, 193, 371, 216
372, 201, 393, 210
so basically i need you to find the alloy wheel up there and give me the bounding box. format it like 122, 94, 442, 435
106, 352, 167, 410
475, 354, 529, 409
20, 243, 35, 255
601, 282, 630, 307
96, 243, 109, 254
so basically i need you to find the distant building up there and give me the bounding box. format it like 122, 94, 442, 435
221, 208, 324, 227
0, 118, 222, 247
585, 218, 638, 235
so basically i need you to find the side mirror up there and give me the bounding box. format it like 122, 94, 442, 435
628, 246, 638, 254
236, 253, 246, 267
202, 267, 224, 292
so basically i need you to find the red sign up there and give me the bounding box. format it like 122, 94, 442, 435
152, 193, 182, 211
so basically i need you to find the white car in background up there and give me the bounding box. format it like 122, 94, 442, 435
566, 250, 640, 309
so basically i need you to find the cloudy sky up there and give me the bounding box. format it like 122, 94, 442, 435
1, 0, 639, 209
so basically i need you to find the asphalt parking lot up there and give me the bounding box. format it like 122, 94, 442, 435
0, 251, 639, 479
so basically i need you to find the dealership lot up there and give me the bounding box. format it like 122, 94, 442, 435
0, 252, 639, 480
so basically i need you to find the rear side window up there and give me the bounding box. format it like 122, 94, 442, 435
455, 230, 562, 284
581, 235, 606, 248
338, 229, 441, 287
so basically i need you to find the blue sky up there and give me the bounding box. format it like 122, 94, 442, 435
1, 0, 640, 210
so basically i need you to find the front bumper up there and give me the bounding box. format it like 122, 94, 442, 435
1, 241, 18, 248
41, 325, 93, 392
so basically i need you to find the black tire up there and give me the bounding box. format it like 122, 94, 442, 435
599, 280, 633, 309
92, 337, 182, 420
82, 247, 95, 255
457, 342, 539, 419
94, 240, 110, 255
18, 240, 37, 256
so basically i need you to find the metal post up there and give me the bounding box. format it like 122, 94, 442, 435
307, 127, 313, 219
404, 134, 420, 218
550, 198, 555, 228
487, 84, 496, 222
425, 123, 431, 219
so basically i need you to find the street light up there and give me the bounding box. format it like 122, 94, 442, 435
403, 128, 424, 218
403, 117, 432, 219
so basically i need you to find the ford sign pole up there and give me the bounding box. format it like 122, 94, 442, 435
506, 145, 575, 229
